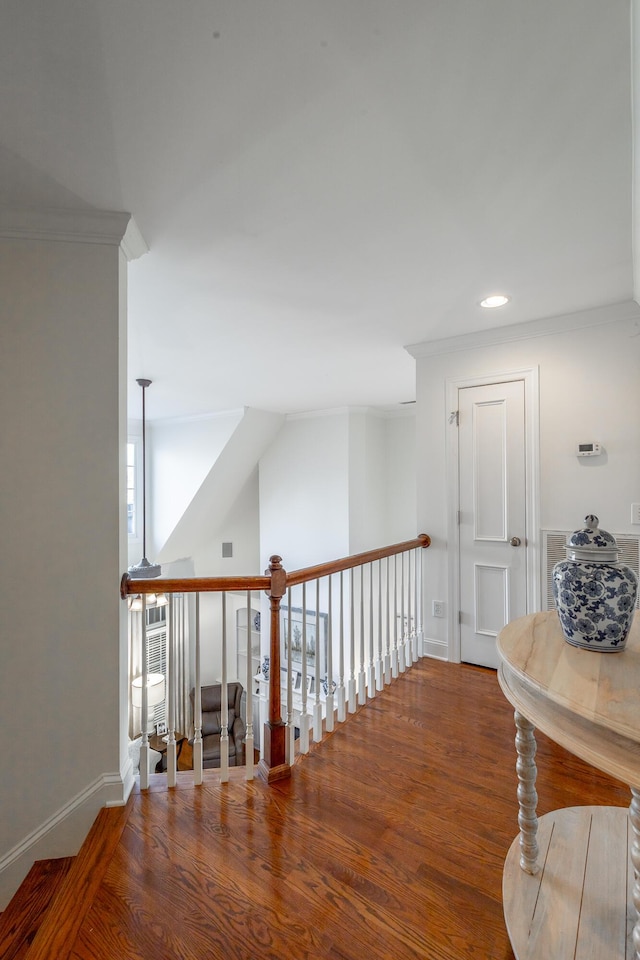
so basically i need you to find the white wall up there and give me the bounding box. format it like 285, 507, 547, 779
259, 407, 417, 573
259, 411, 351, 572
196, 468, 261, 577
412, 304, 640, 658
346, 408, 417, 551
382, 412, 417, 543
0, 229, 128, 906
149, 410, 244, 556
347, 410, 385, 552
154, 407, 283, 568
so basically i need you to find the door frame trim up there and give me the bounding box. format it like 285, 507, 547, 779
445, 367, 540, 663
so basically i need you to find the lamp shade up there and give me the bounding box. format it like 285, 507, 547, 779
132, 673, 165, 709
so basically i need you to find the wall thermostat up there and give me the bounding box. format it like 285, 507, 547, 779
576, 442, 602, 457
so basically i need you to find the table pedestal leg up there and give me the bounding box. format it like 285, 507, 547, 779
514, 710, 539, 875
629, 787, 640, 959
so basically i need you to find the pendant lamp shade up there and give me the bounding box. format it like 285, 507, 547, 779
128, 378, 161, 579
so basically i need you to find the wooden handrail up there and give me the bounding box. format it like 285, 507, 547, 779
285, 534, 431, 587
120, 535, 431, 599
120, 573, 270, 598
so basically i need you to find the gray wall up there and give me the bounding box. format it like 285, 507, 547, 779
0, 226, 129, 907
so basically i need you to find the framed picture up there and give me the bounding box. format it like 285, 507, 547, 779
281, 606, 328, 681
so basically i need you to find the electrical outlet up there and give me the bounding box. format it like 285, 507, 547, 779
432, 600, 445, 618
632, 504, 640, 525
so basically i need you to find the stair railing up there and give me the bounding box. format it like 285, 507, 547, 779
121, 534, 430, 787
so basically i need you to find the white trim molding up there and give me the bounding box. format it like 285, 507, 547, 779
406, 300, 640, 359
120, 216, 149, 261
0, 770, 129, 910
422, 637, 450, 660
0, 207, 148, 260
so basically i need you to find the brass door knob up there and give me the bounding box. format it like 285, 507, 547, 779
510, 537, 522, 547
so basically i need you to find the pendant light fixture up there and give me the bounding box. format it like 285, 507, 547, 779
128, 378, 161, 580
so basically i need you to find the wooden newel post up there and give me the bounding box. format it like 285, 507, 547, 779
257, 555, 291, 783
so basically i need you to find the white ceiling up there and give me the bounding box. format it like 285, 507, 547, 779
0, 0, 633, 420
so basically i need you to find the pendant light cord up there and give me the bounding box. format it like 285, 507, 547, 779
136, 377, 152, 562
128, 378, 160, 579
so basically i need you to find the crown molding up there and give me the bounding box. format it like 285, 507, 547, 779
120, 217, 149, 261
286, 406, 352, 421
286, 403, 416, 422
405, 299, 640, 359
149, 406, 246, 426
0, 207, 148, 259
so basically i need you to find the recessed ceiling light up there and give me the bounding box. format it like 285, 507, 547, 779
480, 294, 510, 309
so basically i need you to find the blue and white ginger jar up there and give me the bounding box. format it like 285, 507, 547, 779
552, 514, 638, 652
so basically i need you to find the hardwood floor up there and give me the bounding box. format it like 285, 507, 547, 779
58, 659, 630, 959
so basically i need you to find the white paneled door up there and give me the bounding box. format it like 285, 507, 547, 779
458, 380, 527, 668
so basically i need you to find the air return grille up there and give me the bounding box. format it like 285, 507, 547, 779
542, 530, 640, 612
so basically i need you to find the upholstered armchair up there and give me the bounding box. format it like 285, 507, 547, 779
189, 682, 246, 767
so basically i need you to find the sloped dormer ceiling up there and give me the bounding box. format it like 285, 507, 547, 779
156, 407, 284, 563
0, 1, 633, 419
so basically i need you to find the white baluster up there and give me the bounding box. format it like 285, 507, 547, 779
406, 551, 413, 665
166, 596, 177, 788
514, 710, 539, 874
384, 557, 392, 684
325, 576, 335, 732
299, 583, 310, 753
313, 579, 323, 742
399, 553, 407, 672
139, 594, 150, 790
376, 560, 384, 691
244, 590, 254, 780
348, 568, 357, 713
415, 547, 423, 659
219, 592, 229, 782
629, 787, 640, 959
367, 563, 376, 697
358, 566, 367, 705
409, 551, 417, 664
337, 571, 347, 722
193, 593, 203, 785
392, 556, 399, 678
410, 550, 418, 664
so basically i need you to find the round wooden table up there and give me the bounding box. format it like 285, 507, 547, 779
497, 610, 640, 960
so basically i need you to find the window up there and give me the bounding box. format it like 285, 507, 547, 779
127, 440, 138, 538
146, 605, 167, 727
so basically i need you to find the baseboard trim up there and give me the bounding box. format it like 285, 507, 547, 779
115, 757, 136, 807
422, 637, 449, 660
0, 770, 128, 910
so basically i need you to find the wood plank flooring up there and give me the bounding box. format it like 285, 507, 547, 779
0, 858, 73, 960
67, 658, 630, 960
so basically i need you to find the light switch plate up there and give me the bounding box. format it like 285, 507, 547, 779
632, 504, 640, 525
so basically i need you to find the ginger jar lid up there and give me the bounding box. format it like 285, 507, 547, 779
566, 514, 619, 562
